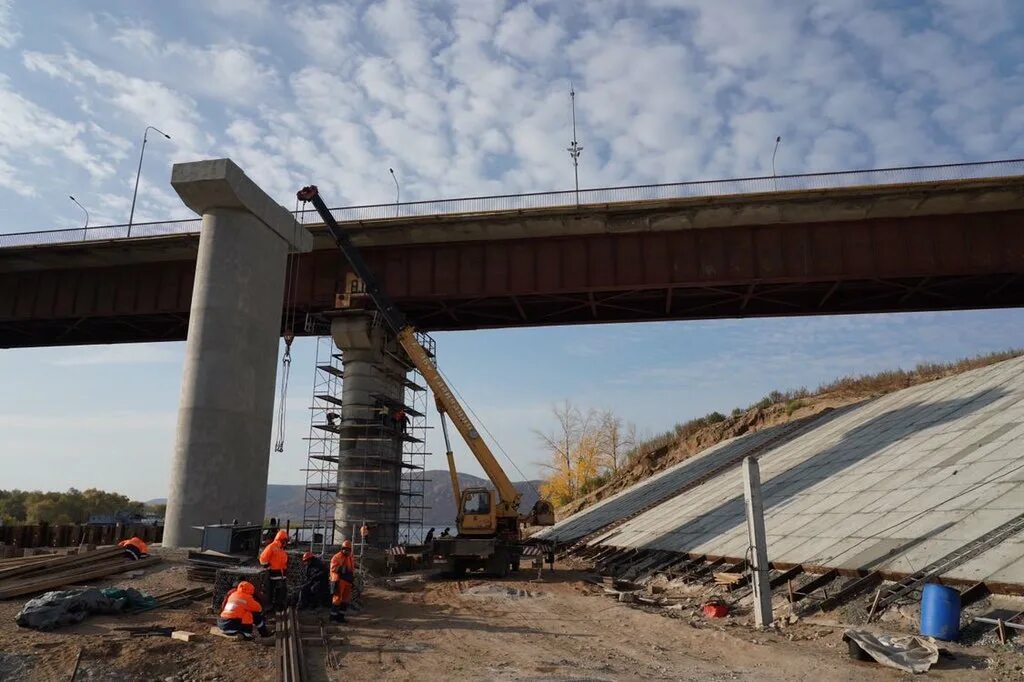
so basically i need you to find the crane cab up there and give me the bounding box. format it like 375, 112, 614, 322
458, 487, 497, 535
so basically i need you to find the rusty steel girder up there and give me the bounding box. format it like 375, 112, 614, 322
1, 209, 1022, 347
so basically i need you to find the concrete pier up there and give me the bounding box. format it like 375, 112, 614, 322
163, 159, 312, 548
331, 314, 408, 548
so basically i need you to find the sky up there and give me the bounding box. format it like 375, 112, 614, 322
0, 0, 1022, 501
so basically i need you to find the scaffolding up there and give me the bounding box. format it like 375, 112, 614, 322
301, 314, 433, 552
301, 331, 343, 555
394, 331, 433, 545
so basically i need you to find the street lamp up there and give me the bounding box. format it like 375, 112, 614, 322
69, 195, 89, 240
128, 125, 171, 237
389, 167, 400, 218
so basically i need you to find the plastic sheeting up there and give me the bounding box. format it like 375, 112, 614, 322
15, 587, 155, 631
842, 629, 940, 674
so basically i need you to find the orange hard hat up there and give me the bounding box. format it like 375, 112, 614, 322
274, 530, 288, 543
342, 540, 352, 550
302, 551, 314, 561
237, 581, 255, 595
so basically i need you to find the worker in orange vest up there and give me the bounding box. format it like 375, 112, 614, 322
329, 540, 356, 623
260, 529, 290, 609
118, 536, 149, 561
218, 581, 269, 639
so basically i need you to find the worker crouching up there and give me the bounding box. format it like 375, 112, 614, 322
329, 540, 356, 623
297, 551, 330, 609
118, 536, 149, 560
260, 529, 290, 609
218, 581, 270, 640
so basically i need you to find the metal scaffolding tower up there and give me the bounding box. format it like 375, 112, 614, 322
301, 317, 434, 551
302, 332, 343, 554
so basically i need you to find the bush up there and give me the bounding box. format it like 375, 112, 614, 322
785, 399, 805, 416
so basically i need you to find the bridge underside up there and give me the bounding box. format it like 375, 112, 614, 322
2, 273, 1021, 347
2, 204, 1023, 347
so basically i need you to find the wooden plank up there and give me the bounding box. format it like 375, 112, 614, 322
959, 582, 991, 609
769, 565, 804, 590
791, 569, 839, 603
818, 572, 881, 612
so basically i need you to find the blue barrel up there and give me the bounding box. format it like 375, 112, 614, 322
920, 583, 960, 640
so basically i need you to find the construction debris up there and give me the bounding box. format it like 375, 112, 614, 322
171, 630, 197, 642
714, 572, 744, 586
841, 629, 940, 673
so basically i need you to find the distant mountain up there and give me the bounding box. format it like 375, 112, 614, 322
148, 471, 543, 528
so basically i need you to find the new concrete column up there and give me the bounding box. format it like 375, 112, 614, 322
331, 314, 407, 548
163, 159, 312, 548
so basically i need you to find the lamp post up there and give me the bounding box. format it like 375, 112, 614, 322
128, 125, 171, 237
69, 195, 89, 240
389, 167, 400, 218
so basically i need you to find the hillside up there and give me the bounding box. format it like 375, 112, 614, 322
149, 472, 542, 528
557, 348, 1024, 519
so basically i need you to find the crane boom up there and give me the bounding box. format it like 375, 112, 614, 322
296, 186, 522, 514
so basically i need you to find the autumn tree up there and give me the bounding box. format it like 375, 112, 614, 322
598, 411, 638, 476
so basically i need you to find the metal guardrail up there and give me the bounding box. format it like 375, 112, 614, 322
2, 159, 1022, 250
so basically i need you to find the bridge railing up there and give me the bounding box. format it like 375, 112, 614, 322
3, 158, 1022, 249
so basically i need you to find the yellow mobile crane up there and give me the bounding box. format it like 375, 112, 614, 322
297, 186, 555, 577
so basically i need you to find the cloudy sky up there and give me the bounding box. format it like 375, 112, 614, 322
1, 0, 1022, 501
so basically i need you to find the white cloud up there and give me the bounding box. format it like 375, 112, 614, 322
0, 0, 19, 48
0, 76, 118, 196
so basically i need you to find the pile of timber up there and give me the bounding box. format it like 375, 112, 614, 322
0, 546, 159, 600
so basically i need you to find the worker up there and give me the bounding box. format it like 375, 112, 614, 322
218, 581, 270, 639
329, 540, 356, 623
424, 528, 435, 544
393, 408, 408, 434
297, 551, 329, 609
440, 527, 451, 538
326, 412, 340, 426
118, 536, 149, 560
375, 402, 390, 425
259, 529, 290, 609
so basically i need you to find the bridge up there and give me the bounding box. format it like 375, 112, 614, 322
2, 159, 1023, 348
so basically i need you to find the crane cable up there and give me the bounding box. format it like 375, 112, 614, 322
272, 200, 303, 453
435, 364, 543, 500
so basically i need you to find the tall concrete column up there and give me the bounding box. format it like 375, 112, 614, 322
331, 314, 407, 548
164, 159, 312, 548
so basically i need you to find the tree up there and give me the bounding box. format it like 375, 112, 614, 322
535, 400, 601, 505
598, 411, 637, 476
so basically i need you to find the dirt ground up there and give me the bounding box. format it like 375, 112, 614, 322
1, 550, 1021, 681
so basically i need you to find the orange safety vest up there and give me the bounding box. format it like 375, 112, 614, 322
330, 551, 355, 582
259, 540, 289, 571
118, 537, 148, 554
219, 591, 262, 625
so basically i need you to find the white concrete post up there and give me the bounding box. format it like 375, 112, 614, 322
163, 159, 312, 548
743, 456, 773, 627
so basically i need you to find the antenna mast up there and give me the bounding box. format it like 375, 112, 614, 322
567, 84, 583, 207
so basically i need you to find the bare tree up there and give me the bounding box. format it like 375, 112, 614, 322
599, 411, 637, 475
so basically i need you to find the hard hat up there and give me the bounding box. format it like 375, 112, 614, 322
342, 540, 352, 550
238, 581, 255, 594
274, 529, 288, 543
302, 551, 314, 561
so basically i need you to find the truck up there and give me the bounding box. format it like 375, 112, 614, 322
297, 185, 555, 577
